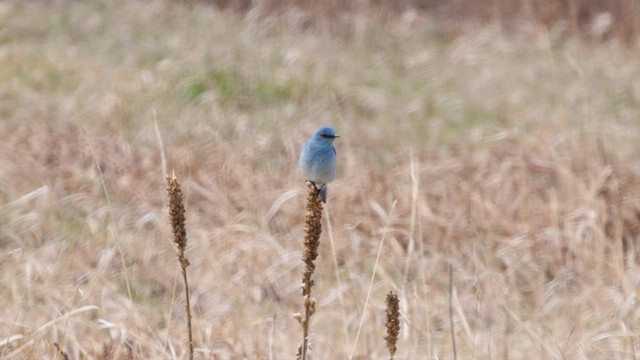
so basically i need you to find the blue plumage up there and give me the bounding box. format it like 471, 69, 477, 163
299, 126, 339, 203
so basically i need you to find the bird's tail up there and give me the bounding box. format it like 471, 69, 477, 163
319, 185, 328, 203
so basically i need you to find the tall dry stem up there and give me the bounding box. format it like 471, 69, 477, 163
166, 174, 194, 360
295, 181, 323, 360
449, 264, 457, 360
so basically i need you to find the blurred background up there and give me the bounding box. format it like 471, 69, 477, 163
1, 1, 640, 359
214, 0, 640, 42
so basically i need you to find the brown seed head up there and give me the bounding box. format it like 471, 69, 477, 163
384, 291, 400, 359
167, 174, 189, 265
301, 181, 323, 297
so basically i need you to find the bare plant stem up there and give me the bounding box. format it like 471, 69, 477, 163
180, 257, 193, 360
295, 182, 323, 360
167, 174, 194, 360
449, 264, 457, 360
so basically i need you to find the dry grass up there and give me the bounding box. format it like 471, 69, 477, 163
203, 0, 640, 44
1, 0, 640, 358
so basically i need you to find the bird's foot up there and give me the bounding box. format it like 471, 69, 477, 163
306, 180, 319, 191
306, 181, 327, 203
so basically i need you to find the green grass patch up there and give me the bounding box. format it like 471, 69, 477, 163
182, 68, 243, 104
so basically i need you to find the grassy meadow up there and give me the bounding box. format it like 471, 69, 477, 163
2, 1, 640, 358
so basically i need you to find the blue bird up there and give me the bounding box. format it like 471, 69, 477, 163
299, 126, 339, 203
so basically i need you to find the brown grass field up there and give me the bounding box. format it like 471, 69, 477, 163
2, 1, 640, 359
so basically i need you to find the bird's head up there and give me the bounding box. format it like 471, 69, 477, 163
314, 126, 339, 143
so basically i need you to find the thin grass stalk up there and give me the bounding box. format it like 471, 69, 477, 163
84, 128, 132, 302
295, 181, 323, 360
449, 264, 457, 360
167, 174, 194, 360
384, 291, 400, 360
349, 201, 396, 359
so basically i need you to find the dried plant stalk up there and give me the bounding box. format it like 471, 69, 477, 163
295, 181, 324, 360
449, 264, 457, 360
54, 343, 69, 360
167, 174, 194, 360
384, 291, 400, 360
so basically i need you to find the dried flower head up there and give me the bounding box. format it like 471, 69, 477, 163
384, 291, 400, 359
167, 173, 189, 268
301, 181, 323, 296
297, 181, 324, 360
166, 173, 194, 359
